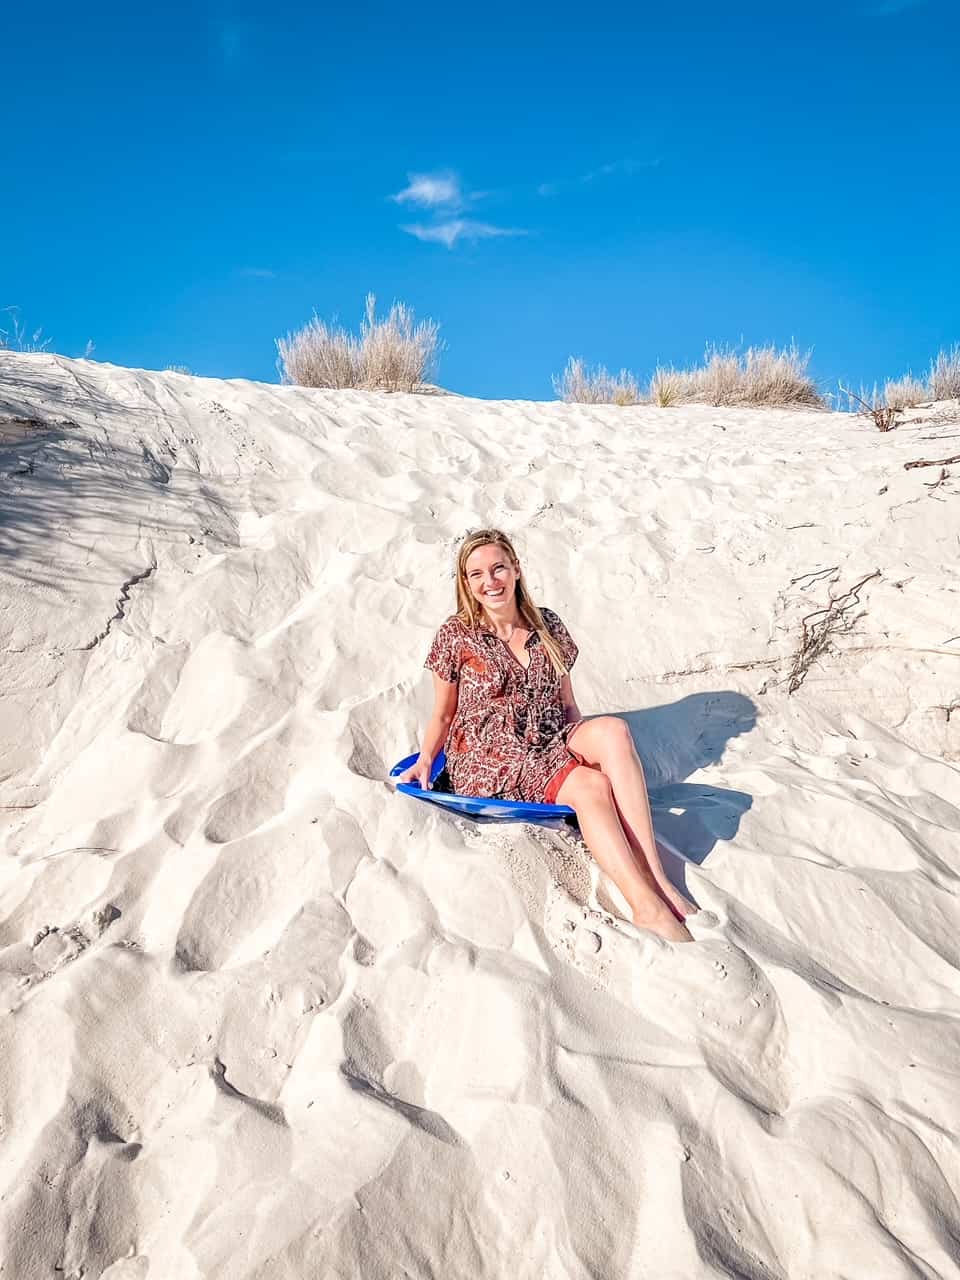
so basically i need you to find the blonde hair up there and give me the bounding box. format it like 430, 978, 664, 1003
454, 528, 569, 677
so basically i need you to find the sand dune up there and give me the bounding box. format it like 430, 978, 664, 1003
2, 350, 959, 1279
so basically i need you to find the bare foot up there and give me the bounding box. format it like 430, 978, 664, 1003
631, 899, 695, 944
652, 843, 698, 919
658, 881, 698, 921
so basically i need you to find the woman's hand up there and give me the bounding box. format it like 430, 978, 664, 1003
396, 756, 433, 790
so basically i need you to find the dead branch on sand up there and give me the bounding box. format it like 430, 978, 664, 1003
904, 453, 960, 470
787, 569, 882, 693
840, 384, 900, 432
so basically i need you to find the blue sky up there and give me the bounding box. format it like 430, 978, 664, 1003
3, 0, 958, 400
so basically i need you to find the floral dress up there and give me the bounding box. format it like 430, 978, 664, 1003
424, 607, 584, 804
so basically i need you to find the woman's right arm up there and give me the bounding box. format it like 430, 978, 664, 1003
397, 673, 459, 789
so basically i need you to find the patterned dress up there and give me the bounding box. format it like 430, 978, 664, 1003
424, 607, 584, 804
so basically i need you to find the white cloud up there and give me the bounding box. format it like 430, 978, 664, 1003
580, 162, 619, 183
239, 267, 276, 279
536, 157, 660, 195
401, 220, 526, 249
580, 157, 661, 183
392, 171, 463, 209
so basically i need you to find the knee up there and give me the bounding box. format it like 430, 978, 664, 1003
566, 767, 614, 809
597, 716, 635, 761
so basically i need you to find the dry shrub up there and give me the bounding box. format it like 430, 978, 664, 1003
688, 346, 743, 406
786, 569, 881, 692
276, 317, 360, 388
882, 376, 926, 410
358, 294, 442, 392
277, 293, 441, 392
646, 343, 823, 408
739, 343, 823, 407
553, 357, 641, 405
839, 383, 899, 431
648, 365, 688, 406
684, 343, 822, 407
927, 344, 960, 401
0, 306, 50, 353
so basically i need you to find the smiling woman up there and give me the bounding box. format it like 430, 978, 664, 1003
396, 528, 698, 943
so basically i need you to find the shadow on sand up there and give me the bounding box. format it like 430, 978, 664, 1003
621, 690, 756, 867
446, 690, 756, 914
451, 691, 756, 874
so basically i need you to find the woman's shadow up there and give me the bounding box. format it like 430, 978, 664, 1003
459, 691, 755, 874
618, 691, 756, 878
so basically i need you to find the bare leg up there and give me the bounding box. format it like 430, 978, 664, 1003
556, 767, 694, 943
568, 719, 698, 921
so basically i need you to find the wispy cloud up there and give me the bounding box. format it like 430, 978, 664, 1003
402, 220, 526, 249
391, 171, 464, 210
392, 170, 525, 248
862, 0, 928, 13
537, 157, 660, 196
239, 267, 277, 279
580, 158, 660, 183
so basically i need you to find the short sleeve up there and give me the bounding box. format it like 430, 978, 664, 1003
541, 608, 578, 670
424, 618, 462, 683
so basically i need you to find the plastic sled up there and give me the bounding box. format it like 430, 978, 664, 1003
390, 751, 577, 828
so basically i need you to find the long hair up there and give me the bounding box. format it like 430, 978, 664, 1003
453, 528, 569, 677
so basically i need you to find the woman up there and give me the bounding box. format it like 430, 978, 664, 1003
398, 529, 697, 944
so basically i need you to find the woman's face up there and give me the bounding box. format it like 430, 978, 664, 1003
463, 543, 520, 616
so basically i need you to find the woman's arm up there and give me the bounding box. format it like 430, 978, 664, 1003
405, 673, 459, 787
559, 674, 582, 725
419, 673, 458, 760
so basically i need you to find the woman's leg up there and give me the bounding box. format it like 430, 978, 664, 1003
566, 717, 698, 920
555, 766, 693, 943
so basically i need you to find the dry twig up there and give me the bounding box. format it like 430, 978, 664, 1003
904, 454, 960, 470
839, 383, 899, 431
786, 569, 882, 693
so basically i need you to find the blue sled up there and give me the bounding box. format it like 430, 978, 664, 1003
390, 751, 577, 828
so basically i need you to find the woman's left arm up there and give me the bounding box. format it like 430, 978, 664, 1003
559, 674, 582, 725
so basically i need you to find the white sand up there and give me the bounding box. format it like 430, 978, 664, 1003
1, 350, 959, 1279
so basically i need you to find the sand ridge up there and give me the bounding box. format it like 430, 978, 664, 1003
1, 350, 959, 1278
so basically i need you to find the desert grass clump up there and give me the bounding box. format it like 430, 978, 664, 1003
276, 316, 360, 389
0, 307, 50, 353
687, 345, 742, 406
882, 375, 926, 410
648, 365, 689, 406
927, 344, 960, 401
277, 293, 441, 393
738, 343, 823, 407
644, 343, 824, 408
554, 357, 641, 405
679, 343, 823, 408
358, 294, 442, 392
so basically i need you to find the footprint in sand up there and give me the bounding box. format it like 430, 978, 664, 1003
0, 904, 122, 1013
545, 899, 793, 1116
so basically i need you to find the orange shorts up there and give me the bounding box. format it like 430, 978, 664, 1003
544, 756, 580, 805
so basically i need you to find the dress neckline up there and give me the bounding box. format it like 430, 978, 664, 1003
499, 634, 532, 672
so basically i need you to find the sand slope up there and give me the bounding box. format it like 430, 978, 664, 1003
2, 350, 959, 1279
